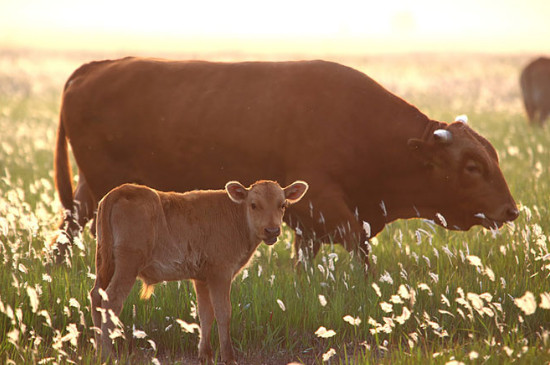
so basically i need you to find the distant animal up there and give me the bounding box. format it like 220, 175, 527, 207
520, 57, 550, 125
89, 180, 308, 364
54, 57, 518, 266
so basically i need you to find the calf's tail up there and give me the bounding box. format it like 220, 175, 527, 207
140, 283, 155, 300
96, 198, 115, 289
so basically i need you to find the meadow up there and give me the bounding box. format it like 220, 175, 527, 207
0, 49, 549, 364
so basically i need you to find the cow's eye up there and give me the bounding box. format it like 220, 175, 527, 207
465, 160, 482, 175
251, 202, 257, 210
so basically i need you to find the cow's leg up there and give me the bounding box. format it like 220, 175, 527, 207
523, 96, 536, 123
73, 173, 97, 232
208, 276, 236, 365
99, 254, 140, 361
194, 280, 215, 364
540, 107, 550, 125
292, 235, 320, 267
54, 174, 97, 263
291, 190, 369, 266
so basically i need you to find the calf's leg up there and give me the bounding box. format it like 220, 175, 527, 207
208, 276, 236, 364
98, 253, 141, 360
194, 280, 215, 363
90, 278, 105, 345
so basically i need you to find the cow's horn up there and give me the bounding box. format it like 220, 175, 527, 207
433, 129, 453, 144
455, 114, 468, 124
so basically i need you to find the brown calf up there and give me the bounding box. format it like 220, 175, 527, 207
89, 180, 308, 364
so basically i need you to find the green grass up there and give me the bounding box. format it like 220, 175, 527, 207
1, 50, 550, 364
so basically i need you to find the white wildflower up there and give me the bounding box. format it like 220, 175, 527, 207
68, 298, 80, 310
7, 329, 19, 345
133, 328, 147, 339
343, 315, 361, 326
26, 287, 39, 313
42, 273, 52, 283
318, 295, 327, 307
98, 288, 109, 302
38, 310, 52, 327
60, 323, 79, 347
390, 295, 404, 304
363, 221, 371, 237
315, 326, 336, 338
436, 213, 447, 227
176, 319, 200, 333
540, 293, 550, 309
380, 302, 393, 313
276, 299, 286, 311
466, 255, 482, 267
503, 346, 514, 357
371, 283, 382, 297
484, 267, 495, 281
322, 348, 336, 362
428, 272, 439, 283
379, 271, 393, 284
398, 284, 411, 299
514, 291, 537, 315
395, 307, 411, 324
417, 283, 433, 296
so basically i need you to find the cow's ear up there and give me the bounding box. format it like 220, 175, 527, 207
407, 138, 434, 163
407, 138, 426, 151
226, 181, 248, 203
284, 181, 309, 204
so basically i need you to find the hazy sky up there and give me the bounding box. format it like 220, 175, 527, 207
1, 0, 549, 54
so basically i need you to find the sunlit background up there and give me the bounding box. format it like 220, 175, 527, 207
1, 0, 550, 56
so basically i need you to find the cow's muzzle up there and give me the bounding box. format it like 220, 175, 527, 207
476, 206, 519, 229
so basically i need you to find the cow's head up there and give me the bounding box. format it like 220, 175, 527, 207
407, 121, 518, 231
226, 180, 309, 244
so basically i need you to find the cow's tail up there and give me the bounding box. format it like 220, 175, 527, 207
51, 111, 80, 261
96, 197, 116, 290
54, 115, 74, 212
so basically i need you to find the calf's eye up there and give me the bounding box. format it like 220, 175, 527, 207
251, 203, 257, 210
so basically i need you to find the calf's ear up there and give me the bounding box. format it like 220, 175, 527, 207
284, 181, 309, 204
226, 181, 248, 203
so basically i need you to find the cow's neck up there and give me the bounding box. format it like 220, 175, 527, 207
375, 118, 450, 227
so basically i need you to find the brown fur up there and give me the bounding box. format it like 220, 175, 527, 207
55, 58, 517, 265
89, 180, 308, 364
520, 57, 550, 126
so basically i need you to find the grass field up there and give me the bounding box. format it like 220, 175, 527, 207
0, 49, 549, 364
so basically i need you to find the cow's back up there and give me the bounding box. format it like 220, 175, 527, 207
60, 58, 418, 199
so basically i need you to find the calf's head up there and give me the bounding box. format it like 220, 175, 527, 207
408, 121, 518, 230
226, 180, 308, 244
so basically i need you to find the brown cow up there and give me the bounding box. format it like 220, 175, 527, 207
90, 180, 308, 363
54, 58, 518, 265
520, 57, 550, 126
